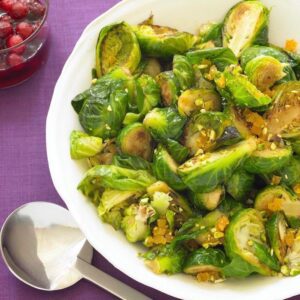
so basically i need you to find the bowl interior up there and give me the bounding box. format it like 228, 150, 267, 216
46, 0, 300, 299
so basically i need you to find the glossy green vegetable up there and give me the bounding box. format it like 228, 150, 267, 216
178, 88, 221, 117
122, 112, 141, 125
121, 203, 156, 242
143, 107, 186, 142
265, 81, 300, 138
153, 145, 186, 191
183, 111, 243, 156
284, 230, 300, 276
244, 56, 286, 92
112, 154, 152, 172
244, 145, 292, 174
266, 212, 288, 264
134, 24, 195, 58
255, 185, 300, 228
218, 67, 272, 108
223, 1, 270, 57
292, 139, 300, 156
173, 55, 195, 91
96, 22, 141, 77
197, 22, 223, 47
187, 47, 238, 71
275, 156, 300, 186
70, 130, 104, 160
178, 137, 257, 193
226, 169, 255, 201
190, 186, 224, 211
136, 74, 161, 115
156, 71, 180, 106
143, 244, 187, 274
184, 248, 228, 274
224, 208, 279, 276
117, 122, 153, 160
142, 58, 162, 78
218, 195, 244, 218
165, 139, 189, 164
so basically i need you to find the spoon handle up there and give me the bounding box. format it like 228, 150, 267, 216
75, 257, 152, 300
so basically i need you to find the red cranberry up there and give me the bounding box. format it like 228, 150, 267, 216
0, 14, 12, 23
29, 1, 45, 17
16, 22, 33, 38
6, 34, 26, 54
0, 20, 13, 38
0, 0, 15, 12
10, 2, 29, 19
7, 52, 24, 67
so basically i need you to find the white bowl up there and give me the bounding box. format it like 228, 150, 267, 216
46, 0, 300, 299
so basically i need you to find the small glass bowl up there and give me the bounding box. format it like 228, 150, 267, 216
0, 0, 49, 89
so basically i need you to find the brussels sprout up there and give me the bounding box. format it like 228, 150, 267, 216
190, 186, 224, 211
244, 145, 292, 174
219, 67, 272, 108
143, 244, 187, 274
116, 122, 153, 160
88, 139, 117, 166
284, 229, 300, 276
142, 58, 162, 78
143, 107, 186, 142
187, 47, 238, 71
178, 137, 257, 193
218, 195, 245, 217
173, 55, 195, 91
244, 56, 286, 92
223, 1, 270, 57
183, 111, 242, 156
194, 66, 216, 89
226, 169, 255, 201
121, 203, 156, 242
74, 68, 130, 139
153, 145, 186, 191
275, 156, 300, 186
165, 139, 189, 164
70, 130, 104, 160
265, 81, 300, 138
178, 88, 221, 117
136, 74, 161, 115
266, 212, 288, 264
150, 191, 173, 216
133, 24, 195, 58
183, 248, 228, 275
197, 22, 223, 47
122, 112, 141, 126
96, 22, 141, 77
292, 139, 300, 155
78, 165, 156, 197
224, 208, 279, 276
156, 71, 180, 106
254, 185, 300, 228
112, 154, 152, 172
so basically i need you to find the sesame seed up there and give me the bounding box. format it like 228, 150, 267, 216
107, 105, 112, 111
270, 143, 277, 150
262, 127, 268, 135
200, 109, 206, 113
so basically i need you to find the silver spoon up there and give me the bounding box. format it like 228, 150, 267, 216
0, 201, 151, 300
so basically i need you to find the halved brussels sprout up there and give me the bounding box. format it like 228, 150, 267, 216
96, 22, 141, 77
194, 66, 216, 89
197, 22, 223, 47
112, 154, 152, 172
136, 74, 161, 116
178, 137, 257, 193
190, 186, 224, 211
70, 130, 104, 160
284, 229, 300, 276
178, 88, 221, 117
121, 202, 156, 242
165, 139, 189, 164
244, 144, 292, 174
183, 111, 242, 156
173, 55, 195, 91
226, 169, 255, 202
116, 123, 153, 161
266, 212, 288, 264
88, 139, 117, 166
153, 145, 186, 191
143, 244, 187, 274
265, 81, 300, 138
275, 156, 300, 187
187, 47, 238, 71
244, 56, 286, 92
133, 24, 195, 58
223, 1, 270, 57
183, 248, 228, 275
142, 58, 162, 78
143, 107, 186, 142
219, 67, 272, 108
224, 208, 279, 276
156, 71, 180, 106
255, 185, 300, 228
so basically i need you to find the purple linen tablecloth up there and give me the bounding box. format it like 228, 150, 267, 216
0, 1, 299, 299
